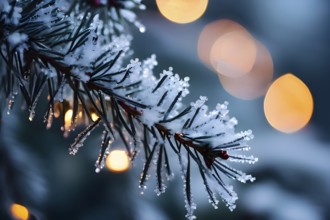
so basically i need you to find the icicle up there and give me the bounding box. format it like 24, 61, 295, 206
139, 140, 158, 194
139, 173, 150, 194
139, 152, 154, 193
178, 152, 196, 220
7, 98, 14, 115
28, 102, 37, 121
134, 21, 145, 33
154, 184, 167, 196
94, 131, 112, 173
208, 173, 238, 212
69, 118, 101, 155
208, 192, 219, 209
69, 132, 88, 153
154, 145, 167, 196
229, 154, 258, 164
44, 106, 54, 129
6, 91, 18, 115
166, 170, 175, 181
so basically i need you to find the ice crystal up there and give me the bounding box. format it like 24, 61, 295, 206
69, 119, 101, 155
44, 106, 54, 129
95, 131, 112, 172
6, 91, 18, 115
28, 103, 37, 121
179, 152, 197, 220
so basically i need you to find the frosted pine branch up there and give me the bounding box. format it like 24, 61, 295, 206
0, 1, 258, 219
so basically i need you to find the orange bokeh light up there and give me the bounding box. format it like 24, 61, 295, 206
156, 0, 208, 24
11, 203, 29, 220
264, 73, 313, 133
198, 19, 245, 67
106, 150, 130, 173
198, 19, 274, 99
219, 40, 273, 100
210, 30, 257, 78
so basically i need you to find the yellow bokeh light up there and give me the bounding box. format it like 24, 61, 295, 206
91, 112, 99, 122
106, 150, 130, 173
156, 0, 208, 24
264, 73, 313, 133
210, 30, 257, 78
64, 109, 73, 130
11, 203, 29, 220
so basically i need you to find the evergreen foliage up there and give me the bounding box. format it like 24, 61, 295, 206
0, 1, 257, 218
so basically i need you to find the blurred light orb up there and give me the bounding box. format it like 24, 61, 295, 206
64, 109, 73, 130
264, 73, 313, 133
198, 19, 245, 67
91, 112, 99, 122
219, 40, 273, 99
106, 150, 130, 173
197, 19, 273, 99
210, 30, 257, 78
53, 102, 61, 118
11, 203, 29, 220
156, 0, 208, 24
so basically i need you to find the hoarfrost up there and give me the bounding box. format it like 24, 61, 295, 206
141, 108, 162, 127
95, 133, 112, 172
69, 119, 100, 155
1, 3, 22, 25
28, 102, 37, 122
229, 154, 258, 164
191, 96, 208, 109
7, 32, 28, 48
120, 9, 136, 23
0, 0, 258, 217
179, 152, 196, 220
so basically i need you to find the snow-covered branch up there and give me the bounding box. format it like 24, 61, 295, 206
0, 1, 257, 219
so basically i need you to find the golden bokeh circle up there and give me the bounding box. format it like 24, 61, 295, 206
210, 30, 257, 78
156, 0, 208, 24
11, 204, 29, 220
264, 73, 313, 133
106, 150, 130, 172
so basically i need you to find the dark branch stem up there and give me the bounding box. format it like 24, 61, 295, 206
25, 46, 226, 166
28, 48, 71, 74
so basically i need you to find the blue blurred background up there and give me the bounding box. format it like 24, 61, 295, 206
1, 0, 329, 219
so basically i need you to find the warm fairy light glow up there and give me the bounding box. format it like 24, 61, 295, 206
197, 19, 245, 67
264, 73, 313, 133
197, 19, 273, 99
197, 19, 274, 100
54, 102, 61, 118
64, 109, 73, 130
156, 0, 208, 24
210, 31, 257, 78
219, 40, 273, 99
78, 111, 83, 119
11, 203, 29, 220
91, 112, 99, 122
106, 150, 130, 172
